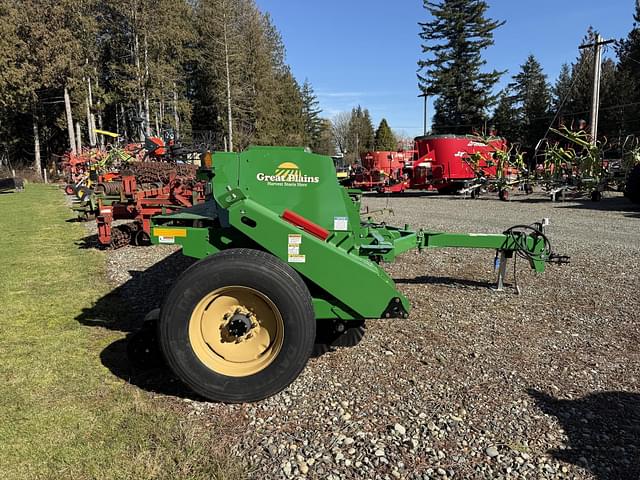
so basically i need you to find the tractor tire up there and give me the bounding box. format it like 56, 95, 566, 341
65, 184, 76, 195
625, 164, 640, 204
158, 248, 316, 403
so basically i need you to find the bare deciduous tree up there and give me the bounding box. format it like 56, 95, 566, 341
331, 111, 351, 155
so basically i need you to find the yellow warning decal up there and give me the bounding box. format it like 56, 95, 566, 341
153, 228, 188, 238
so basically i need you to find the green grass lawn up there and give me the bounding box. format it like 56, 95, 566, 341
0, 185, 244, 480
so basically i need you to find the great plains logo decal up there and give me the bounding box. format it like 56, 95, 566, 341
256, 162, 320, 187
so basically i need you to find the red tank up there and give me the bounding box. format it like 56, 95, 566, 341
347, 150, 412, 192
411, 135, 506, 192
362, 151, 405, 174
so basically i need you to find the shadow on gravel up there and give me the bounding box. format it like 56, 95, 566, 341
529, 389, 640, 480
508, 197, 564, 204
553, 196, 640, 213
395, 275, 495, 289
76, 249, 338, 400
76, 251, 199, 399
363, 190, 439, 199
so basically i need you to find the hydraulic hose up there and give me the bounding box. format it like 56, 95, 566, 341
503, 224, 552, 263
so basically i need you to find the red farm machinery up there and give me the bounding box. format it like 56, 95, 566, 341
60, 119, 211, 248
93, 162, 208, 248
406, 135, 508, 193
343, 135, 528, 199
344, 150, 414, 193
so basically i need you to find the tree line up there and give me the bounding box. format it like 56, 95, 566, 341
0, 0, 334, 176
419, 0, 640, 158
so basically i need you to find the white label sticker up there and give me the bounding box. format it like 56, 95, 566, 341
288, 234, 302, 245
288, 254, 306, 263
158, 236, 175, 244
334, 216, 348, 231
288, 245, 300, 255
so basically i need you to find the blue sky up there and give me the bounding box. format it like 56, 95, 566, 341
255, 1, 635, 137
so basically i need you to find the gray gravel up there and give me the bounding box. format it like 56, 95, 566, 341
93, 190, 640, 480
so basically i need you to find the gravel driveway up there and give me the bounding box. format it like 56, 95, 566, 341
88, 191, 640, 480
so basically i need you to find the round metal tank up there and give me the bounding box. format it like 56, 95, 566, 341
414, 135, 505, 190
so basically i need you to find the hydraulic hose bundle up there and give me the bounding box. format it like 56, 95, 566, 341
500, 222, 570, 293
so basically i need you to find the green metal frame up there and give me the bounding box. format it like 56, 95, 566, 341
151, 146, 548, 322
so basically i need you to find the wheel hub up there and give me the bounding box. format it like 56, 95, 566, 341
227, 312, 254, 338
189, 286, 284, 377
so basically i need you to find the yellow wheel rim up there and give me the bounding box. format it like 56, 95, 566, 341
188, 286, 284, 377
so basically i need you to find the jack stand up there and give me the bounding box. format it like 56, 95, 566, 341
494, 251, 508, 292
494, 251, 521, 294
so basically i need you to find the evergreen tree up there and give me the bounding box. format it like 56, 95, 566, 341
301, 79, 322, 149
268, 68, 305, 146
507, 55, 551, 150
346, 106, 374, 162
0, 0, 322, 165
374, 119, 397, 151
0, 0, 99, 172
0, 2, 34, 168
551, 63, 573, 121
195, 0, 305, 150
418, 0, 505, 134
99, 0, 195, 140
616, 4, 640, 139
491, 89, 518, 141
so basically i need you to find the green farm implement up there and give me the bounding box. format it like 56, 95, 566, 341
142, 146, 567, 402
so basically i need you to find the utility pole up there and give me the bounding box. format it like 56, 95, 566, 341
579, 34, 614, 145
418, 92, 428, 136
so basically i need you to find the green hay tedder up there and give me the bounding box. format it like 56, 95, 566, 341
145, 146, 567, 402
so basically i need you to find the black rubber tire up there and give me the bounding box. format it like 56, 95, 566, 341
158, 248, 316, 403
77, 187, 93, 202
134, 230, 151, 247
626, 164, 640, 203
